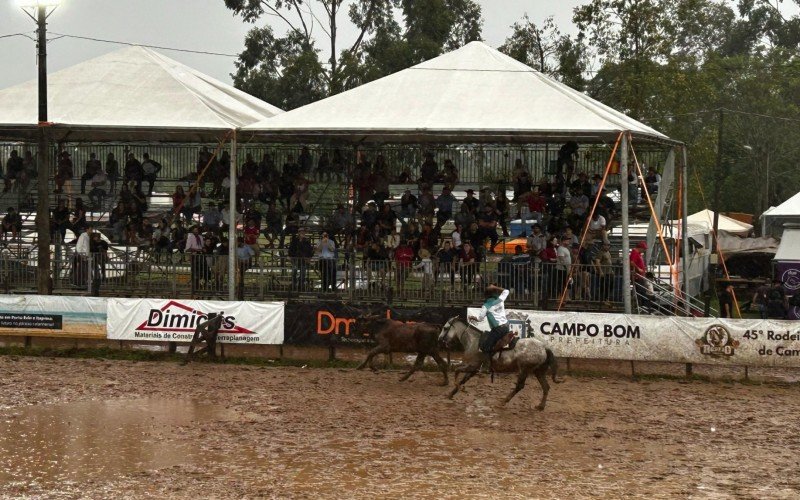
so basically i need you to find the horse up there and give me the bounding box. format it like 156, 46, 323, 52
438, 316, 561, 410
355, 315, 449, 385
182, 312, 225, 365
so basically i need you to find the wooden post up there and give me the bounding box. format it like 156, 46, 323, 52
685, 362, 693, 378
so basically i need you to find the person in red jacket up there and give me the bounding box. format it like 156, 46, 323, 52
394, 239, 414, 290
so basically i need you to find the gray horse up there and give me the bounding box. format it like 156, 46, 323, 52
438, 316, 561, 410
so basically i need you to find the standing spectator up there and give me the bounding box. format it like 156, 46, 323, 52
451, 223, 463, 250
55, 151, 74, 194
90, 231, 109, 282
459, 242, 478, 289
512, 245, 532, 293
1, 207, 22, 241
365, 241, 388, 289
316, 151, 331, 181
587, 211, 608, 244
71, 198, 88, 238
767, 279, 788, 319
434, 186, 455, 231
74, 225, 93, 287
384, 226, 400, 258
399, 189, 418, 220
751, 278, 770, 319
555, 236, 573, 300
442, 159, 459, 187
141, 153, 162, 196
477, 204, 499, 253
236, 236, 256, 299
288, 228, 313, 291
258, 152, 276, 183
627, 170, 639, 206
202, 203, 223, 234
419, 152, 438, 185
80, 153, 101, 194
526, 187, 547, 226
241, 153, 258, 180
417, 186, 435, 226
109, 201, 127, 242
435, 240, 457, 287
454, 204, 474, 233
496, 190, 510, 237
171, 185, 186, 215
526, 224, 548, 261
376, 203, 397, 237
718, 282, 734, 318
413, 248, 435, 296
152, 220, 172, 260
593, 242, 614, 306
262, 202, 283, 248
317, 231, 337, 293
124, 152, 143, 192
645, 167, 661, 195
371, 155, 390, 207
87, 167, 108, 209
298, 146, 313, 175
243, 218, 261, 261
185, 226, 204, 292
557, 141, 579, 184
3, 150, 24, 193
105, 152, 119, 193
394, 239, 414, 292
182, 185, 202, 223
629, 241, 647, 298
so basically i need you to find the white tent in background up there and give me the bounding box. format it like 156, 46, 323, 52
242, 41, 671, 144
0, 46, 282, 142
686, 209, 753, 237
761, 191, 800, 237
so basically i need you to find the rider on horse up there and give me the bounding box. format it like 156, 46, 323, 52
469, 284, 510, 354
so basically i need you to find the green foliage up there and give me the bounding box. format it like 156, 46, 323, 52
225, 0, 482, 108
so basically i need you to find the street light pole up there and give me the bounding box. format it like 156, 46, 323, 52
35, 4, 52, 295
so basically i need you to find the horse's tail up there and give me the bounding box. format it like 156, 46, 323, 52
545, 348, 561, 383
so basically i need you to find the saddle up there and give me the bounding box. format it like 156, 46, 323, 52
480, 331, 519, 354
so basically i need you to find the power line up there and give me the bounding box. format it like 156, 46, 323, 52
0, 32, 35, 41
46, 32, 239, 57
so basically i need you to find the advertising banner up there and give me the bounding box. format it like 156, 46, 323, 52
468, 308, 800, 367
284, 301, 462, 345
107, 298, 284, 344
0, 295, 106, 337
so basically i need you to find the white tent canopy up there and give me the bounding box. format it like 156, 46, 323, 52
761, 192, 800, 237
242, 41, 671, 144
685, 209, 753, 237
0, 46, 283, 142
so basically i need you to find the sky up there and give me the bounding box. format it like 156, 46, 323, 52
0, 0, 586, 91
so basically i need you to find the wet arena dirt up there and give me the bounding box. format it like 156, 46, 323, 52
1, 356, 799, 499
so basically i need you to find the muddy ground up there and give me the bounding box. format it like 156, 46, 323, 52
0, 356, 799, 499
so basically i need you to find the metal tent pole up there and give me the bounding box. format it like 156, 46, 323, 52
228, 130, 238, 301
681, 145, 691, 313
620, 133, 631, 314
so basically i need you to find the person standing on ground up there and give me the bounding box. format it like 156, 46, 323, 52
719, 282, 735, 318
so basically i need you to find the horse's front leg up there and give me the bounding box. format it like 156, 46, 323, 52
399, 353, 425, 382
430, 351, 449, 386
356, 345, 388, 372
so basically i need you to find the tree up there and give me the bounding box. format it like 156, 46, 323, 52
225, 0, 483, 108
499, 15, 587, 89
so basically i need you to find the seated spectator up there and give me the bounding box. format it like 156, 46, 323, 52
418, 223, 438, 254
88, 168, 108, 209
171, 185, 186, 215
283, 154, 300, 177
72, 198, 88, 238
152, 219, 172, 258
384, 226, 400, 258
377, 203, 397, 236
289, 175, 312, 213
587, 211, 609, 244
258, 153, 276, 183
512, 160, 533, 201
451, 223, 463, 250
182, 185, 202, 222
568, 186, 589, 226
80, 153, 101, 195
477, 204, 499, 253
396, 167, 414, 184
361, 202, 379, 231
171, 220, 188, 259
462, 189, 480, 215
525, 186, 547, 226
109, 201, 127, 242
241, 153, 258, 180
54, 151, 74, 194
442, 159, 459, 186
590, 174, 603, 197
394, 239, 414, 289
1, 207, 22, 241
454, 203, 474, 232
570, 172, 592, 198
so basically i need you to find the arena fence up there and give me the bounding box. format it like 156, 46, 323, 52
0, 250, 626, 310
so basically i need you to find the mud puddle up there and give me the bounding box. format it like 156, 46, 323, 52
0, 398, 239, 486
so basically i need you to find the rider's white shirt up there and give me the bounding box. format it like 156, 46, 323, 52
474, 289, 509, 328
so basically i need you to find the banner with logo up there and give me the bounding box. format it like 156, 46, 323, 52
107, 298, 284, 344
0, 295, 106, 337
284, 301, 462, 345
467, 308, 800, 367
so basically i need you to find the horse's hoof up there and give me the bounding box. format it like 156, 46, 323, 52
536, 405, 546, 411
438, 381, 449, 387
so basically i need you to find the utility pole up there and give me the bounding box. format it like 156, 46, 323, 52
621, 134, 631, 314
706, 108, 724, 316
36, 4, 52, 295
